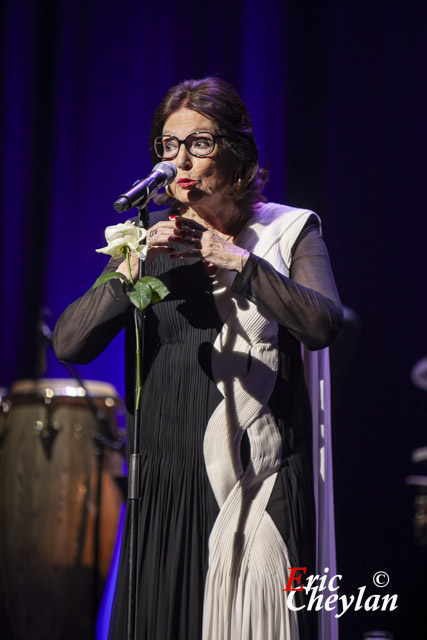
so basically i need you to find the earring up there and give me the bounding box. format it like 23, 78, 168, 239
165, 185, 174, 198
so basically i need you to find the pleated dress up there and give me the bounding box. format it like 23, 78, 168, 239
109, 255, 225, 639
53, 203, 342, 640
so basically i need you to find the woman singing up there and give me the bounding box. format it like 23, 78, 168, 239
53, 77, 342, 640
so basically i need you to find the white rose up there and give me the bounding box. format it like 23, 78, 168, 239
96, 220, 147, 258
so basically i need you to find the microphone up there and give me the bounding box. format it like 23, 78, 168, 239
113, 161, 177, 212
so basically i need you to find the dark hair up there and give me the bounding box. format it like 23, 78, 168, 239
150, 77, 268, 209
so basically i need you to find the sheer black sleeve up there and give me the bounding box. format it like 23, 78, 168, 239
53, 257, 133, 364
231, 222, 342, 350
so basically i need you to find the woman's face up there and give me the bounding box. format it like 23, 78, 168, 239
160, 107, 233, 209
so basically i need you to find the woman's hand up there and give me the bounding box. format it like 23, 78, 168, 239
115, 219, 177, 278
115, 250, 141, 281
152, 216, 249, 272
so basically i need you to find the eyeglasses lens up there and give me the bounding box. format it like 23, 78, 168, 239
155, 133, 215, 159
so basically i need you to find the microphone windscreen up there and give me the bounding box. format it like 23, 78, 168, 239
154, 161, 177, 183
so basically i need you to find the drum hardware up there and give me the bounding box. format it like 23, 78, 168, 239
93, 429, 124, 454
73, 421, 83, 437
33, 413, 63, 459
0, 399, 10, 413
90, 409, 124, 454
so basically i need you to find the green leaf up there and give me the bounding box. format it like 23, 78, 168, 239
92, 272, 130, 289
149, 290, 162, 304
136, 276, 170, 302
128, 281, 153, 310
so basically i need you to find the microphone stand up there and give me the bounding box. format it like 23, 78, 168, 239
127, 202, 149, 640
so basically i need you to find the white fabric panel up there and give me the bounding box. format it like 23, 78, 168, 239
203, 203, 335, 639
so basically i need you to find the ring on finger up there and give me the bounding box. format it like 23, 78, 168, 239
183, 228, 199, 238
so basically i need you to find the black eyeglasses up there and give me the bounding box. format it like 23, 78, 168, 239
153, 131, 227, 160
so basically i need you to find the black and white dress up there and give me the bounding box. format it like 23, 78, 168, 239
53, 203, 342, 640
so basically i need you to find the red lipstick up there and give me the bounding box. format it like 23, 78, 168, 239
177, 179, 197, 189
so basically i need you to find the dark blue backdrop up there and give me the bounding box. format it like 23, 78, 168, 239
1, 1, 426, 638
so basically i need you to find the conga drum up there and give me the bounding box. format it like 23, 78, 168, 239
0, 379, 125, 640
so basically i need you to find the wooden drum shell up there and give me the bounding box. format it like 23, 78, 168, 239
0, 379, 124, 640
